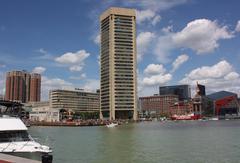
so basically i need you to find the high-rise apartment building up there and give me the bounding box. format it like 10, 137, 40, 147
30, 73, 41, 102
5, 70, 41, 103
100, 7, 137, 120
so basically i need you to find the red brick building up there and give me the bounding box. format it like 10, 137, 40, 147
5, 70, 41, 103
139, 95, 178, 117
30, 73, 41, 102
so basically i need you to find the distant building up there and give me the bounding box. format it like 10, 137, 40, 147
49, 89, 100, 113
100, 7, 137, 120
5, 70, 41, 103
192, 83, 213, 116
159, 85, 191, 101
207, 91, 239, 116
0, 95, 3, 100
139, 95, 178, 117
28, 102, 59, 122
24, 101, 49, 108
196, 83, 206, 96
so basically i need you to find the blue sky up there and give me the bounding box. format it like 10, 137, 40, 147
0, 0, 240, 100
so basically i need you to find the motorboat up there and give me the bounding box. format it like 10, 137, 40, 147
106, 123, 118, 128
0, 116, 52, 159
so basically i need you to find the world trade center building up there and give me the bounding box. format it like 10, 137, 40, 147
100, 7, 137, 120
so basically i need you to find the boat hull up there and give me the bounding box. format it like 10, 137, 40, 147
2, 151, 48, 161
171, 114, 201, 120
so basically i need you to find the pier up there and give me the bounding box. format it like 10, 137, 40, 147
0, 153, 40, 163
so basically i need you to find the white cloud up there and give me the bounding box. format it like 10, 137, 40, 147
69, 65, 82, 72
235, 20, 240, 32
187, 60, 232, 80
35, 48, 52, 60
32, 66, 46, 74
94, 34, 100, 45
138, 74, 159, 97
55, 50, 90, 64
136, 9, 155, 24
137, 32, 155, 61
41, 76, 74, 100
162, 25, 173, 33
144, 64, 166, 75
124, 0, 188, 12
152, 15, 161, 26
172, 19, 233, 54
224, 72, 239, 80
154, 19, 234, 63
97, 55, 100, 65
179, 60, 240, 95
82, 79, 100, 92
37, 48, 48, 55
143, 73, 172, 86
136, 9, 161, 26
142, 61, 172, 88
171, 54, 189, 72
154, 34, 173, 63
55, 50, 90, 72
70, 73, 86, 80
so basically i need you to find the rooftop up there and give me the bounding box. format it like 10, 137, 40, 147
207, 91, 237, 100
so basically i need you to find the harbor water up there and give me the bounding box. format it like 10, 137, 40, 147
29, 120, 240, 163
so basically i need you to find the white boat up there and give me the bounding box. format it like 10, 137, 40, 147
0, 116, 52, 157
209, 117, 219, 121
106, 123, 118, 128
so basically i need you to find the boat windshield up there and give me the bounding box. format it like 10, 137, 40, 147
0, 130, 31, 142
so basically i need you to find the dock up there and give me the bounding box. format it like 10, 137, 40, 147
0, 153, 40, 163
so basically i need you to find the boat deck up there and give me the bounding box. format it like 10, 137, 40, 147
0, 153, 40, 163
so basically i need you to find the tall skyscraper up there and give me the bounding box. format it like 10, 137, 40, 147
100, 7, 137, 120
5, 70, 41, 103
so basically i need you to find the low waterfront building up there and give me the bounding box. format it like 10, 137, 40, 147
24, 101, 49, 108
29, 105, 59, 122
139, 95, 178, 117
49, 89, 100, 113
24, 101, 59, 122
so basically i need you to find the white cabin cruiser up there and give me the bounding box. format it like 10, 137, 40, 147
0, 117, 52, 155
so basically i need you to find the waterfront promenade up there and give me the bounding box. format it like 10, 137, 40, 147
29, 119, 126, 127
